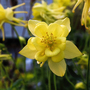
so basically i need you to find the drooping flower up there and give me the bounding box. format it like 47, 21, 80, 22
0, 3, 28, 41
77, 52, 89, 69
72, 0, 90, 29
19, 18, 82, 77
32, 0, 66, 23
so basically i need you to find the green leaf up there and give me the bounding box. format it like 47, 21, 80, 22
11, 79, 23, 89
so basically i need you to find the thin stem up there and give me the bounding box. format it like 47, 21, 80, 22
11, 25, 23, 48
65, 73, 76, 90
34, 61, 38, 90
54, 74, 57, 90
48, 68, 51, 90
72, 60, 86, 85
86, 35, 90, 90
83, 34, 89, 51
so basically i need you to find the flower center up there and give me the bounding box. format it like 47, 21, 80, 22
41, 32, 57, 49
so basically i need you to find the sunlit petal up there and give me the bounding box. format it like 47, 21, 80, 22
28, 20, 40, 36
19, 45, 37, 59
27, 37, 36, 50
52, 51, 64, 62
64, 41, 82, 59
34, 22, 48, 38
48, 59, 66, 77
31, 37, 45, 51
35, 51, 48, 62
45, 47, 60, 57
54, 17, 71, 32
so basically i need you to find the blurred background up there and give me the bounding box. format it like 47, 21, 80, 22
0, 0, 90, 90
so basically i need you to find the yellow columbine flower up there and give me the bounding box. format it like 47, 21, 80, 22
0, 3, 28, 41
53, 0, 71, 6
32, 0, 65, 23
19, 18, 82, 77
72, 0, 90, 29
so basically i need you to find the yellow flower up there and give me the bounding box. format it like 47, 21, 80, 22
32, 0, 66, 23
72, 0, 90, 29
19, 18, 82, 77
0, 3, 28, 41
53, 0, 71, 6
75, 82, 85, 89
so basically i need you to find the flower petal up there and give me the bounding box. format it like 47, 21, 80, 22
64, 41, 82, 59
52, 51, 64, 62
34, 22, 48, 38
35, 51, 48, 62
0, 4, 4, 10
48, 59, 66, 77
45, 47, 60, 57
60, 25, 69, 37
31, 37, 45, 51
57, 37, 66, 50
5, 8, 13, 20
19, 45, 37, 59
27, 37, 36, 50
28, 20, 40, 36
48, 23, 62, 36
54, 17, 71, 32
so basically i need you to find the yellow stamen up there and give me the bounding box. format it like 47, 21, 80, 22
40, 62, 45, 67
11, 3, 25, 10
14, 11, 28, 14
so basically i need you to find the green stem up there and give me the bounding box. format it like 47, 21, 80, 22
48, 68, 51, 90
34, 61, 38, 90
65, 73, 76, 90
54, 74, 57, 90
1, 64, 13, 84
11, 25, 23, 48
83, 34, 89, 51
72, 60, 86, 85
86, 35, 90, 90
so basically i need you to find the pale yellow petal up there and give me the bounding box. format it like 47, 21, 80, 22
57, 37, 66, 50
28, 20, 40, 36
5, 8, 13, 20
34, 22, 48, 38
19, 45, 37, 59
0, 4, 4, 10
54, 17, 71, 32
31, 37, 45, 51
35, 51, 48, 62
52, 51, 64, 62
60, 25, 69, 37
64, 41, 82, 59
45, 47, 60, 57
58, 43, 66, 51
27, 37, 36, 50
48, 59, 66, 77
48, 23, 62, 36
